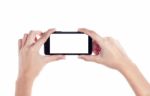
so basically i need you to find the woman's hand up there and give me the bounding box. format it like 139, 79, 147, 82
18, 29, 65, 81
78, 28, 131, 70
78, 28, 150, 96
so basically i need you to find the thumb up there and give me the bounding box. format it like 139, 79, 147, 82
78, 55, 97, 62
43, 55, 65, 64
79, 55, 104, 64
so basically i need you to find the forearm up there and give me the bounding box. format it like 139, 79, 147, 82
119, 61, 150, 96
15, 76, 34, 96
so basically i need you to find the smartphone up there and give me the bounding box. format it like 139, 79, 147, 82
44, 31, 92, 55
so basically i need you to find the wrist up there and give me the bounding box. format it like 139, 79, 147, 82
116, 60, 135, 73
17, 72, 35, 83
16, 74, 34, 96
17, 76, 34, 84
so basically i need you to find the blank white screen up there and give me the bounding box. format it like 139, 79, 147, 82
50, 34, 88, 54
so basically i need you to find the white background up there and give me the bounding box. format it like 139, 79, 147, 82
0, 0, 150, 96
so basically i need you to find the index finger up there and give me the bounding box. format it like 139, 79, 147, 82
34, 28, 55, 49
25, 31, 42, 46
78, 28, 103, 44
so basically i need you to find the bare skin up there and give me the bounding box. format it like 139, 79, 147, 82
16, 28, 150, 96
78, 28, 150, 96
16, 29, 65, 96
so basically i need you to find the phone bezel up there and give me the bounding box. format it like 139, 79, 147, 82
44, 31, 92, 55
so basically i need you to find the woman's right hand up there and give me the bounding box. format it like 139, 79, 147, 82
78, 28, 132, 70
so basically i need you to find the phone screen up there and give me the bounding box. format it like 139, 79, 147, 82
44, 32, 92, 55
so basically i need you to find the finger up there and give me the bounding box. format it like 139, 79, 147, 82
25, 30, 42, 46
78, 28, 103, 44
43, 55, 65, 64
34, 28, 55, 49
34, 32, 43, 42
22, 33, 28, 47
78, 55, 97, 62
18, 39, 22, 51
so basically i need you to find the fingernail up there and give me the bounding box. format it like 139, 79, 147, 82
46, 28, 55, 32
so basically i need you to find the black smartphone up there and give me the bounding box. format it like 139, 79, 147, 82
44, 31, 92, 55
